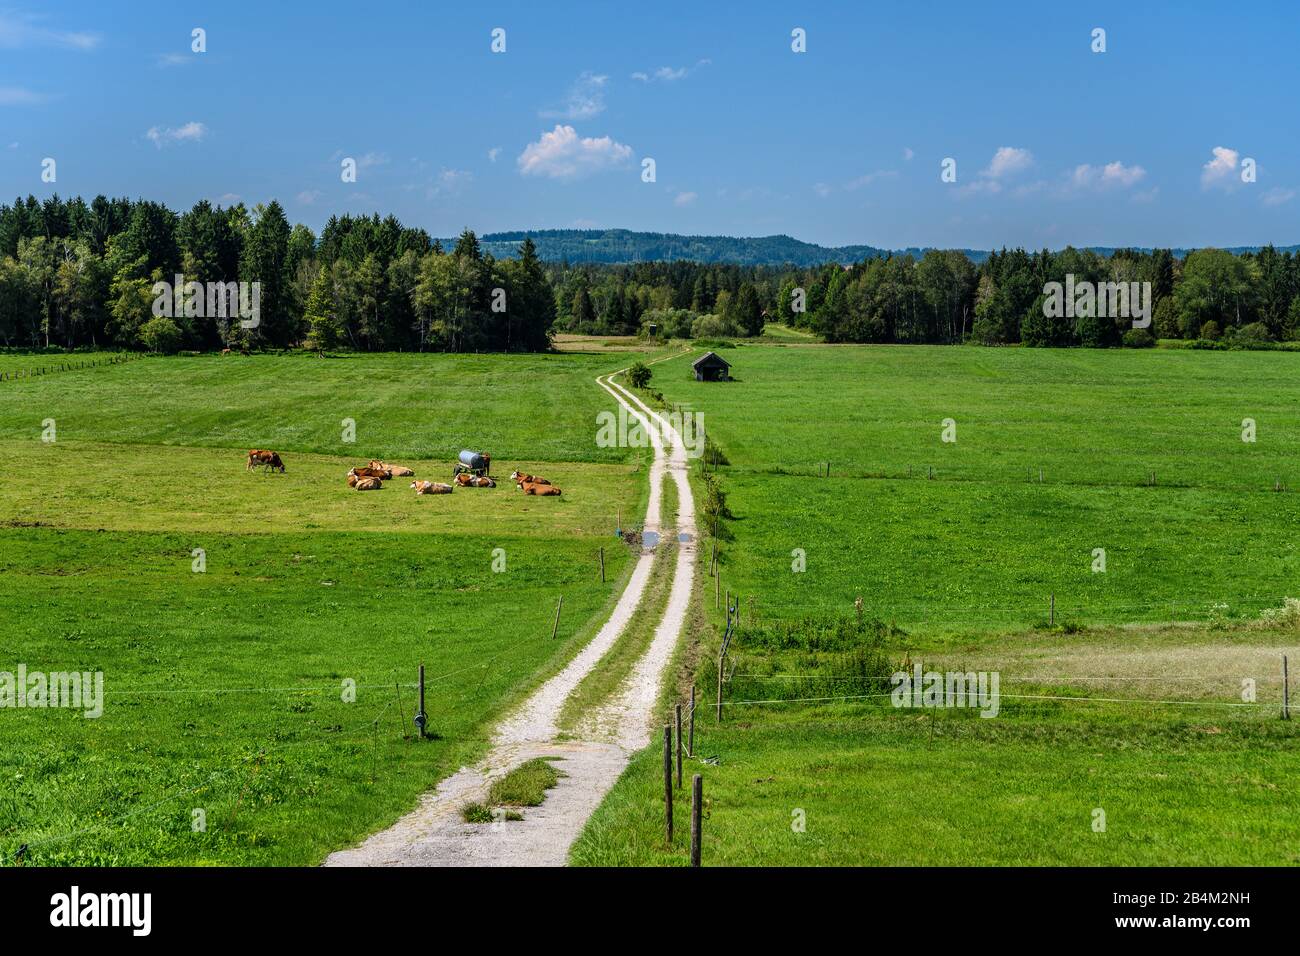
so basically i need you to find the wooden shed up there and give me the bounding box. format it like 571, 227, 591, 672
693, 351, 731, 382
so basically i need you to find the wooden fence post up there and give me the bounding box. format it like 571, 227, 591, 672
663, 725, 673, 843
675, 703, 683, 788
1284, 655, 1291, 720
416, 663, 427, 738
1049, 593, 1055, 627
551, 595, 564, 639
599, 546, 605, 583
690, 774, 702, 867
688, 684, 696, 757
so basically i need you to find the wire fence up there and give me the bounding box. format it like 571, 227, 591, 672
0, 352, 142, 382
711, 458, 1300, 497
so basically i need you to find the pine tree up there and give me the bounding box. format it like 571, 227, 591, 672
305, 265, 342, 350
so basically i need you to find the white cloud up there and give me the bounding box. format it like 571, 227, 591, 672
813, 182, 832, 198
982, 146, 1033, 180
0, 12, 99, 50
145, 121, 208, 148
156, 53, 192, 68
356, 151, 388, 169
631, 59, 710, 83
959, 179, 1004, 196
902, 147, 914, 161
1131, 187, 1159, 204
1262, 187, 1296, 207
429, 168, 472, 198
541, 72, 608, 121
1069, 161, 1146, 190
296, 190, 321, 205
846, 169, 897, 190
487, 147, 501, 163
0, 86, 50, 105
673, 191, 697, 207
1201, 146, 1239, 189
517, 125, 633, 179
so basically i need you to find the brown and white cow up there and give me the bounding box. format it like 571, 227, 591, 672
370, 460, 415, 477
411, 480, 453, 495
519, 481, 561, 496
509, 470, 550, 485
353, 476, 383, 491
455, 473, 495, 488
349, 466, 390, 480
247, 449, 286, 472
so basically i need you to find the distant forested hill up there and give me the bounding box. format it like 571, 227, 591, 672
442, 229, 1299, 266
449, 229, 947, 266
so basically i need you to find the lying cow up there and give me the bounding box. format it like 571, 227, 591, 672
370, 460, 415, 477
509, 470, 550, 485
247, 449, 286, 472
411, 480, 453, 495
349, 466, 390, 480
454, 473, 496, 488
519, 480, 561, 496
353, 476, 383, 491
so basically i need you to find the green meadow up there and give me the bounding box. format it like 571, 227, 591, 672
0, 352, 647, 865
0, 351, 634, 463
571, 343, 1300, 867
653, 344, 1300, 634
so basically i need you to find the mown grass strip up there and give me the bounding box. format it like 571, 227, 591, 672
557, 480, 680, 731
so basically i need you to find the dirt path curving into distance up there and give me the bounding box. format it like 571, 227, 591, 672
325, 358, 697, 866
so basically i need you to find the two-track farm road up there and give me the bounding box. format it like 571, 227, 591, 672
325, 361, 696, 866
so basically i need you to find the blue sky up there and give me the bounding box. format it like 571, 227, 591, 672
2, 1, 1298, 249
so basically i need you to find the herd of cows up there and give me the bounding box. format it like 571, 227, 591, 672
243, 449, 562, 496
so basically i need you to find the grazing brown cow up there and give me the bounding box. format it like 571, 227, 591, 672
247, 449, 285, 472
519, 480, 561, 496
353, 476, 383, 491
411, 480, 453, 495
454, 473, 496, 488
221, 348, 231, 356
509, 470, 550, 486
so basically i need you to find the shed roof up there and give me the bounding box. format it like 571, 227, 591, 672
692, 351, 731, 369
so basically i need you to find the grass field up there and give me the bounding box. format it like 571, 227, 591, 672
570, 343, 1300, 867
0, 351, 650, 866
8, 343, 1300, 867
0, 351, 645, 464
653, 344, 1300, 634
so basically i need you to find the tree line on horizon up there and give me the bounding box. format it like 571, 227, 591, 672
557, 245, 1300, 348
1, 194, 1298, 352
0, 195, 553, 353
